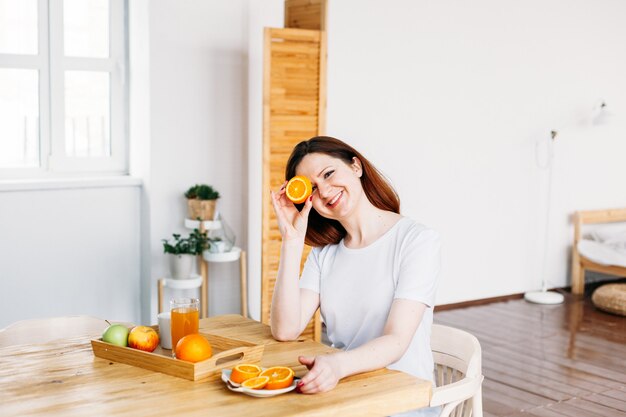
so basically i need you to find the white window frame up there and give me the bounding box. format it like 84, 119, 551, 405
0, 0, 128, 179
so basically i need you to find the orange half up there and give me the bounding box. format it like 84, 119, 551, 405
285, 176, 312, 204
230, 363, 262, 384
241, 375, 270, 390
260, 366, 295, 390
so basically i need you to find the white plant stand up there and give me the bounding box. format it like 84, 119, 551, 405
202, 246, 248, 318
181, 218, 248, 318
183, 218, 222, 231
157, 274, 203, 314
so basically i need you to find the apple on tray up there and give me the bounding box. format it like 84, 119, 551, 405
128, 326, 160, 352
102, 324, 130, 347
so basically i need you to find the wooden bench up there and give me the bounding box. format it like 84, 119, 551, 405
571, 208, 626, 295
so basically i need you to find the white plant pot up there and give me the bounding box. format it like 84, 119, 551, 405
168, 254, 195, 279
209, 241, 227, 253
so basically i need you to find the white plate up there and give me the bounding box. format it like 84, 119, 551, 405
221, 369, 299, 398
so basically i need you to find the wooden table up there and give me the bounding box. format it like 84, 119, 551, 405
0, 315, 431, 416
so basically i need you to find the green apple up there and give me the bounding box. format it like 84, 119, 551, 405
102, 324, 130, 347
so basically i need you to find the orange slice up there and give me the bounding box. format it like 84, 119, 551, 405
285, 176, 312, 204
230, 363, 262, 384
260, 366, 295, 390
240, 375, 270, 390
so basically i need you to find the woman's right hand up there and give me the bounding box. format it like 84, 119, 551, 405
270, 181, 314, 242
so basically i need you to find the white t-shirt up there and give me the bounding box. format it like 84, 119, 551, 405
299, 216, 441, 384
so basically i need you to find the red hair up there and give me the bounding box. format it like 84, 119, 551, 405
285, 136, 400, 247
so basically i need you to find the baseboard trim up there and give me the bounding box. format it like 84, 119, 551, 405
435, 293, 525, 312
435, 277, 626, 311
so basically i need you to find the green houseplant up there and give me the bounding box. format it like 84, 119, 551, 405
162, 229, 208, 279
185, 184, 220, 220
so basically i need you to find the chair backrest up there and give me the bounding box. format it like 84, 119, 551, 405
430, 324, 483, 417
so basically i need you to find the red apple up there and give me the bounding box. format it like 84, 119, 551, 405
128, 326, 160, 352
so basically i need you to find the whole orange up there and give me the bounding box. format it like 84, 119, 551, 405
174, 333, 212, 363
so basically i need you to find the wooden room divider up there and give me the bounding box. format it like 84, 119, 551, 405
261, 23, 326, 341
284, 0, 327, 30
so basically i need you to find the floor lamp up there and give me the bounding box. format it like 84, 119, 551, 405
525, 100, 611, 305
525, 129, 565, 305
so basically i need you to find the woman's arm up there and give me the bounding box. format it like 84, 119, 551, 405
270, 240, 320, 341
297, 298, 427, 393
269, 185, 319, 341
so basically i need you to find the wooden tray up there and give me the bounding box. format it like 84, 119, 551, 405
91, 327, 264, 381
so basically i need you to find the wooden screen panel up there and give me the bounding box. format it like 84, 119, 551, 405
285, 0, 327, 30
262, 27, 326, 341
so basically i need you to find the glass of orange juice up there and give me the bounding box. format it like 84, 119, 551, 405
170, 298, 199, 355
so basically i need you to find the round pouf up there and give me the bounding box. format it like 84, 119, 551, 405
591, 283, 626, 316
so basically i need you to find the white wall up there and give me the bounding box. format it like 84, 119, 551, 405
0, 182, 141, 328
247, 0, 284, 321
324, 0, 626, 304
4, 1, 624, 329
145, 0, 250, 321
0, 0, 254, 329
247, 0, 626, 315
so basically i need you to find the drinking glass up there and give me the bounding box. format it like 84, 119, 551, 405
170, 298, 199, 354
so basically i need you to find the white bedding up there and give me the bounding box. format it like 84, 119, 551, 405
578, 226, 626, 268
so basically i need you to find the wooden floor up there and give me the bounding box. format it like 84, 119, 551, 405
434, 285, 626, 417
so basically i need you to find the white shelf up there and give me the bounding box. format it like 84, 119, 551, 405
161, 274, 202, 289
184, 218, 222, 230
203, 246, 242, 263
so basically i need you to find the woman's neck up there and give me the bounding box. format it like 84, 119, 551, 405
340, 203, 400, 249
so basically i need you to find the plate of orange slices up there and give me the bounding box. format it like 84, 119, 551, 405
221, 364, 298, 398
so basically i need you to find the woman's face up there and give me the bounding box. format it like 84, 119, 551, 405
295, 152, 364, 221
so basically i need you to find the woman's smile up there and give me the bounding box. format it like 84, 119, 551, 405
326, 190, 343, 208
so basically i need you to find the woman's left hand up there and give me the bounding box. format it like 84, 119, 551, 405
296, 354, 342, 394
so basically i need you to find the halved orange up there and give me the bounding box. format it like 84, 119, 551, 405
285, 175, 312, 204
240, 375, 270, 390
259, 366, 295, 390
230, 363, 262, 384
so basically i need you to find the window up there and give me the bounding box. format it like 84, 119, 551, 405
0, 0, 127, 178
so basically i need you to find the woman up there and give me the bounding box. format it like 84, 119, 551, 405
270, 136, 441, 416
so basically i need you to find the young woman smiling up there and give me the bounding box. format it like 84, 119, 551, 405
270, 137, 441, 416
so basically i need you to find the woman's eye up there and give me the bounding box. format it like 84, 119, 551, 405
324, 170, 334, 179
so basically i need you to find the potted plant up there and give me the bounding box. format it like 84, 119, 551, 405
162, 229, 208, 279
185, 184, 220, 221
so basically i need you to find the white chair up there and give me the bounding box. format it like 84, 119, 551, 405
430, 324, 484, 417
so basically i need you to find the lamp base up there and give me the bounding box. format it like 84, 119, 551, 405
524, 290, 565, 305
